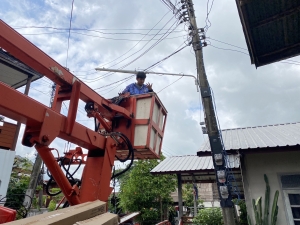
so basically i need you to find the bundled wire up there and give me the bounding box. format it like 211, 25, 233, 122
210, 87, 241, 200
109, 132, 135, 180
46, 155, 82, 197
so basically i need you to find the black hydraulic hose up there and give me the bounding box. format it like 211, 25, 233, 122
46, 157, 82, 196
46, 176, 62, 196
114, 135, 132, 162
111, 132, 135, 179
94, 117, 100, 132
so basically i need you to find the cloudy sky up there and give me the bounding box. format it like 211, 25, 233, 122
1, 0, 300, 164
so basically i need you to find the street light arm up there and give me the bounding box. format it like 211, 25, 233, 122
95, 67, 199, 92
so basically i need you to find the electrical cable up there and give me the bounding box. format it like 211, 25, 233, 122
46, 155, 82, 197
208, 41, 300, 67
210, 87, 241, 199
78, 11, 175, 81
157, 75, 184, 93
144, 42, 188, 71
66, 0, 75, 68
204, 0, 215, 33
14, 26, 184, 31
198, 91, 206, 141
108, 132, 135, 180
207, 37, 248, 51
100, 76, 135, 95
94, 75, 135, 90
21, 30, 187, 41
208, 44, 250, 56
89, 17, 182, 90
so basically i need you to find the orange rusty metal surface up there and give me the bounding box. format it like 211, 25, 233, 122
0, 19, 168, 208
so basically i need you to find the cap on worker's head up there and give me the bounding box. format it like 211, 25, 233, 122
136, 71, 146, 79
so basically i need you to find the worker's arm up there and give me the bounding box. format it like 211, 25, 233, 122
122, 84, 131, 94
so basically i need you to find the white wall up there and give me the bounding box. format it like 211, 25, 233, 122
242, 151, 300, 225
0, 149, 15, 205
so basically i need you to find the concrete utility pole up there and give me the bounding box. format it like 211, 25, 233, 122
22, 77, 44, 209
182, 0, 236, 224
24, 82, 57, 209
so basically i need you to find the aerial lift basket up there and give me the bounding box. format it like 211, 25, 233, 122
114, 93, 167, 159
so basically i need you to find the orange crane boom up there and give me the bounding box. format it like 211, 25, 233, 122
0, 19, 167, 208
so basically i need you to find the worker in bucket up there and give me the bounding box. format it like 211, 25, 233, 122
122, 71, 153, 95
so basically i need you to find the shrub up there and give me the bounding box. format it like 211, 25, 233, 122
193, 207, 223, 225
48, 200, 56, 211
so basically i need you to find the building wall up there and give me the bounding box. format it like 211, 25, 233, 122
171, 183, 220, 207
0, 149, 15, 204
242, 151, 300, 225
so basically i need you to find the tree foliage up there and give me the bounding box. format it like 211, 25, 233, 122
4, 157, 32, 219
183, 183, 194, 207
233, 199, 248, 225
183, 183, 204, 216
183, 183, 203, 207
47, 188, 64, 211
118, 156, 176, 225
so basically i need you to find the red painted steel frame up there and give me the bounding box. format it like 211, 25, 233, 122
0, 20, 131, 205
0, 20, 131, 121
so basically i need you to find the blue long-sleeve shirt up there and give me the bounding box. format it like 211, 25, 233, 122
122, 83, 152, 95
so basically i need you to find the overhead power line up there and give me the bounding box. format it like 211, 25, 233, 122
83, 15, 180, 83
15, 26, 185, 35
209, 44, 250, 56
21, 31, 186, 41
144, 42, 189, 71
14, 26, 184, 31
157, 76, 183, 93
205, 0, 215, 33
207, 37, 247, 51
66, 0, 75, 68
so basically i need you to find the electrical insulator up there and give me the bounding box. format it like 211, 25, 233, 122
200, 35, 206, 40
201, 126, 207, 134
214, 153, 223, 165
217, 170, 226, 183
198, 28, 205, 33
181, 5, 187, 9
200, 121, 205, 125
202, 42, 208, 47
219, 185, 229, 199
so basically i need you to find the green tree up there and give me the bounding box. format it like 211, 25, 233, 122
233, 199, 248, 225
118, 156, 176, 225
4, 157, 32, 219
183, 183, 204, 216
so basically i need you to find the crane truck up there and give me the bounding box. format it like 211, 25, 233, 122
0, 19, 168, 224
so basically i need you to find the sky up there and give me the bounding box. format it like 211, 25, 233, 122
1, 0, 300, 166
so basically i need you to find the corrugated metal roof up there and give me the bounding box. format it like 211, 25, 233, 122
0, 49, 43, 89
150, 155, 239, 174
236, 0, 300, 67
199, 122, 300, 153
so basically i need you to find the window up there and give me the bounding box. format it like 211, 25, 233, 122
281, 175, 300, 225
283, 190, 300, 225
